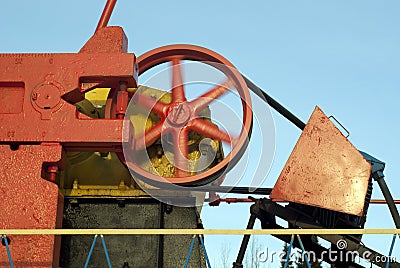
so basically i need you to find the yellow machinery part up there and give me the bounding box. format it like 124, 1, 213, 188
61, 87, 223, 198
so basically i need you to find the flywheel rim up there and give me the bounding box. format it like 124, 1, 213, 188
107, 44, 253, 186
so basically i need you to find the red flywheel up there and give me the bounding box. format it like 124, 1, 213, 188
106, 44, 252, 186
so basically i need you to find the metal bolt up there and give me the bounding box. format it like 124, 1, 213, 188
47, 166, 58, 182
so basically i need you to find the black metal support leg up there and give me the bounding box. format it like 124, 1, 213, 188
232, 214, 257, 268
375, 174, 400, 231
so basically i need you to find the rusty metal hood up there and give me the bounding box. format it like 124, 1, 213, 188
270, 106, 372, 216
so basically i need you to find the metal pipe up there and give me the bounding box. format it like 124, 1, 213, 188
243, 75, 306, 130
232, 213, 257, 268
151, 185, 272, 195
95, 0, 117, 33
371, 199, 400, 204
205, 198, 400, 204
190, 186, 272, 195
213, 198, 253, 204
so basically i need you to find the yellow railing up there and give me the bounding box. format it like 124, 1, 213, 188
1, 229, 400, 235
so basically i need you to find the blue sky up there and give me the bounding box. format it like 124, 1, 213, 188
2, 1, 399, 267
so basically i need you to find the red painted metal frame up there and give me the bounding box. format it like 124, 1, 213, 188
108, 44, 253, 185
0, 27, 136, 149
0, 25, 137, 267
0, 144, 64, 267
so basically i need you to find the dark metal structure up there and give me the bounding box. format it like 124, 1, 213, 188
231, 80, 400, 268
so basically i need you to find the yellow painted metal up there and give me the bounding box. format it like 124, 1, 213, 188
62, 88, 144, 197
60, 151, 143, 197
63, 86, 223, 199
2, 229, 399, 235
62, 179, 149, 198
84, 88, 111, 107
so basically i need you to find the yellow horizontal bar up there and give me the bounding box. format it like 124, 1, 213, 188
1, 229, 399, 235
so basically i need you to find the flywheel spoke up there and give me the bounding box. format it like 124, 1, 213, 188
190, 80, 232, 113
171, 58, 187, 103
172, 128, 189, 177
190, 118, 232, 144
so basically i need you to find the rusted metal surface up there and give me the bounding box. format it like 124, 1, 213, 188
270, 106, 372, 216
0, 144, 63, 267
